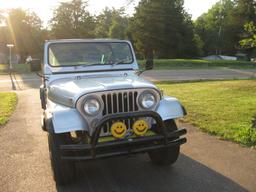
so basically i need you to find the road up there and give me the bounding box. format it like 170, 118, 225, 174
142, 68, 256, 81
0, 71, 256, 192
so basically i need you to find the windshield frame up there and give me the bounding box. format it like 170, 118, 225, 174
47, 41, 134, 68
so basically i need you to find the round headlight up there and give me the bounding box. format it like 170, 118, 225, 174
84, 98, 100, 115
139, 91, 156, 109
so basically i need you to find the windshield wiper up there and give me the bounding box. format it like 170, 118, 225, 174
81, 63, 102, 67
79, 60, 131, 67
112, 59, 131, 66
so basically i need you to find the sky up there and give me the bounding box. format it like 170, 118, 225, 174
0, 0, 219, 26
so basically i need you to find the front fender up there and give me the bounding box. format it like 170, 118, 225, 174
45, 102, 88, 134
156, 96, 186, 121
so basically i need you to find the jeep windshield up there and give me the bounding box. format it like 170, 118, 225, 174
48, 42, 134, 67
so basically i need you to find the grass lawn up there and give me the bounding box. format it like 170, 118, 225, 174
0, 92, 17, 126
138, 59, 256, 70
157, 80, 256, 147
0, 63, 31, 74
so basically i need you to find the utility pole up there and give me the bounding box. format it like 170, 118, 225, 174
6, 44, 14, 73
217, 0, 223, 55
6, 44, 16, 90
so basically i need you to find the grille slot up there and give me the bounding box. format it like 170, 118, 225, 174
101, 91, 139, 136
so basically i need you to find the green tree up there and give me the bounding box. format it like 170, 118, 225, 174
195, 0, 236, 55
94, 8, 114, 38
50, 0, 95, 38
240, 22, 256, 48
233, 0, 256, 23
108, 11, 129, 39
193, 34, 204, 56
94, 8, 128, 39
233, 0, 256, 55
195, 0, 256, 56
6, 8, 44, 59
129, 0, 198, 64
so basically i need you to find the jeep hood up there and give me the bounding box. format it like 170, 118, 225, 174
48, 73, 158, 107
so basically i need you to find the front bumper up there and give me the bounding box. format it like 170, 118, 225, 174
59, 111, 187, 161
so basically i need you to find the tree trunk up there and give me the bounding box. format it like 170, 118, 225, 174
145, 46, 154, 70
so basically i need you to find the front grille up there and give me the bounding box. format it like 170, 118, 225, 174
102, 91, 139, 115
100, 91, 139, 136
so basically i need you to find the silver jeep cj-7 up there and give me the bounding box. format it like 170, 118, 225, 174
39, 39, 187, 185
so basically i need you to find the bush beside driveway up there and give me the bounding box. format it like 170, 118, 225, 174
0, 92, 17, 126
0, 63, 30, 74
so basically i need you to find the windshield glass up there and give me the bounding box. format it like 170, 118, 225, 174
48, 42, 134, 67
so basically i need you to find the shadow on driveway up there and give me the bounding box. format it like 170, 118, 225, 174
57, 154, 247, 192
18, 73, 41, 89
9, 72, 23, 90
0, 73, 40, 91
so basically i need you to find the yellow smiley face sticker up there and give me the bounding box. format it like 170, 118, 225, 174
110, 122, 127, 138
132, 119, 149, 136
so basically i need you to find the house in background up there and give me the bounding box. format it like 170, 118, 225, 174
202, 55, 237, 61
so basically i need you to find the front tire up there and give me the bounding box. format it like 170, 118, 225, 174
48, 133, 76, 185
148, 120, 180, 166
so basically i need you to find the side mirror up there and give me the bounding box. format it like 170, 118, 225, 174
137, 59, 153, 76
30, 59, 41, 72
145, 59, 153, 70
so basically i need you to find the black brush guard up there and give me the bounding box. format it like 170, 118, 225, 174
59, 111, 187, 161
